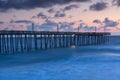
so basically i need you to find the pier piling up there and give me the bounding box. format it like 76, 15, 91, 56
0, 31, 110, 54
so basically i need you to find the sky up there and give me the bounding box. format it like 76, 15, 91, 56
0, 0, 120, 35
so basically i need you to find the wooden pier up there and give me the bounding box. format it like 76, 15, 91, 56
0, 31, 110, 54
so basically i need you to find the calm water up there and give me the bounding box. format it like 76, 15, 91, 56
0, 36, 120, 80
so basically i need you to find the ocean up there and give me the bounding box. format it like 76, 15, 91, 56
0, 36, 120, 80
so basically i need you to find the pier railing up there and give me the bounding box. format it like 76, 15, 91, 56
0, 31, 110, 54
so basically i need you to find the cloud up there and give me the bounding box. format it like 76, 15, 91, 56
31, 16, 36, 19
59, 22, 74, 28
64, 4, 79, 11
0, 0, 90, 11
48, 8, 55, 13
0, 21, 4, 24
112, 0, 120, 6
58, 22, 75, 31
10, 20, 32, 24
2, 24, 27, 31
115, 26, 120, 30
37, 12, 47, 19
103, 18, 119, 28
54, 12, 66, 18
93, 19, 102, 24
36, 20, 57, 31
83, 25, 96, 31
92, 18, 119, 31
33, 21, 75, 31
76, 21, 95, 31
83, 9, 88, 12
89, 2, 108, 11
79, 23, 86, 28
68, 15, 72, 18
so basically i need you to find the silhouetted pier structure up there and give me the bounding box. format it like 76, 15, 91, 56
0, 31, 110, 54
